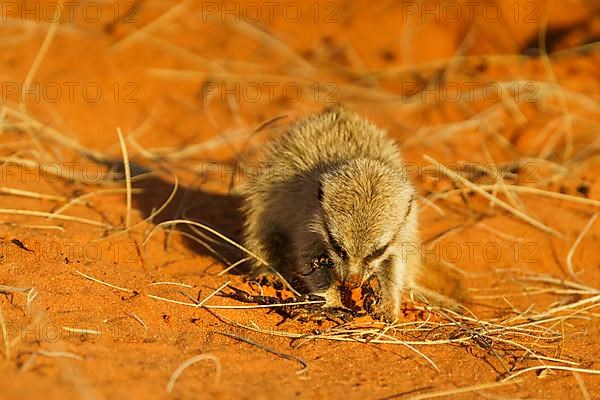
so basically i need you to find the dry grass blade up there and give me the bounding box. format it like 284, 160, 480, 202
518, 275, 599, 293
502, 365, 600, 382
159, 228, 226, 264
418, 195, 445, 216
217, 257, 251, 276
0, 285, 37, 315
573, 372, 592, 400
127, 312, 148, 330
74, 270, 135, 293
538, 16, 574, 163
20, 0, 61, 112
140, 135, 246, 161
36, 350, 84, 360
149, 281, 193, 288
146, 294, 197, 307
528, 294, 600, 320
143, 219, 267, 266
62, 327, 101, 335
52, 188, 144, 216
117, 127, 133, 228
111, 0, 194, 51
219, 19, 313, 71
92, 176, 179, 243
19, 350, 84, 373
166, 353, 221, 393
0, 285, 32, 294
0, 156, 105, 184
26, 288, 37, 314
427, 184, 600, 208
395, 341, 440, 372
424, 155, 562, 237
0, 208, 112, 228
0, 222, 64, 232
197, 281, 231, 307
566, 213, 598, 279
3, 104, 109, 163
0, 187, 65, 201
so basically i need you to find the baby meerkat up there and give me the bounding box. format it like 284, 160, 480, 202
241, 106, 421, 322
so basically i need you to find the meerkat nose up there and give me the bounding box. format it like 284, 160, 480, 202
344, 274, 363, 289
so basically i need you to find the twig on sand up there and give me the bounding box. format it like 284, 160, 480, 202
214, 331, 308, 374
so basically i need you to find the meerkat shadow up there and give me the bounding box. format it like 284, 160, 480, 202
131, 171, 251, 275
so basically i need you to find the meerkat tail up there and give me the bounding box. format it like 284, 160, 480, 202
410, 257, 468, 310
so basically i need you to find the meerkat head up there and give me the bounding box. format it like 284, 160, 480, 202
317, 158, 416, 288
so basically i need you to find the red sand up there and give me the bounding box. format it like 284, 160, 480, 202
0, 1, 599, 399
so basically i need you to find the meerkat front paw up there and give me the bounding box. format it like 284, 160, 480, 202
363, 274, 400, 323
316, 285, 345, 309
367, 298, 399, 323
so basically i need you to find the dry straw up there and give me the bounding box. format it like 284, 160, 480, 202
166, 353, 221, 393
117, 127, 133, 229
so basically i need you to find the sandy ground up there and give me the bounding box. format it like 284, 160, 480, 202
0, 0, 599, 399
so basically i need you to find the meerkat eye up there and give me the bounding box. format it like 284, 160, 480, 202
324, 224, 348, 260
365, 242, 390, 263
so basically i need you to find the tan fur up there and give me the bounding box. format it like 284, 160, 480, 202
240, 106, 421, 322
410, 255, 469, 310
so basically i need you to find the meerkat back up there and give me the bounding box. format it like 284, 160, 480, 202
240, 107, 404, 270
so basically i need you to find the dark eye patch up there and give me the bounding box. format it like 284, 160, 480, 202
324, 223, 348, 260
364, 241, 390, 263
